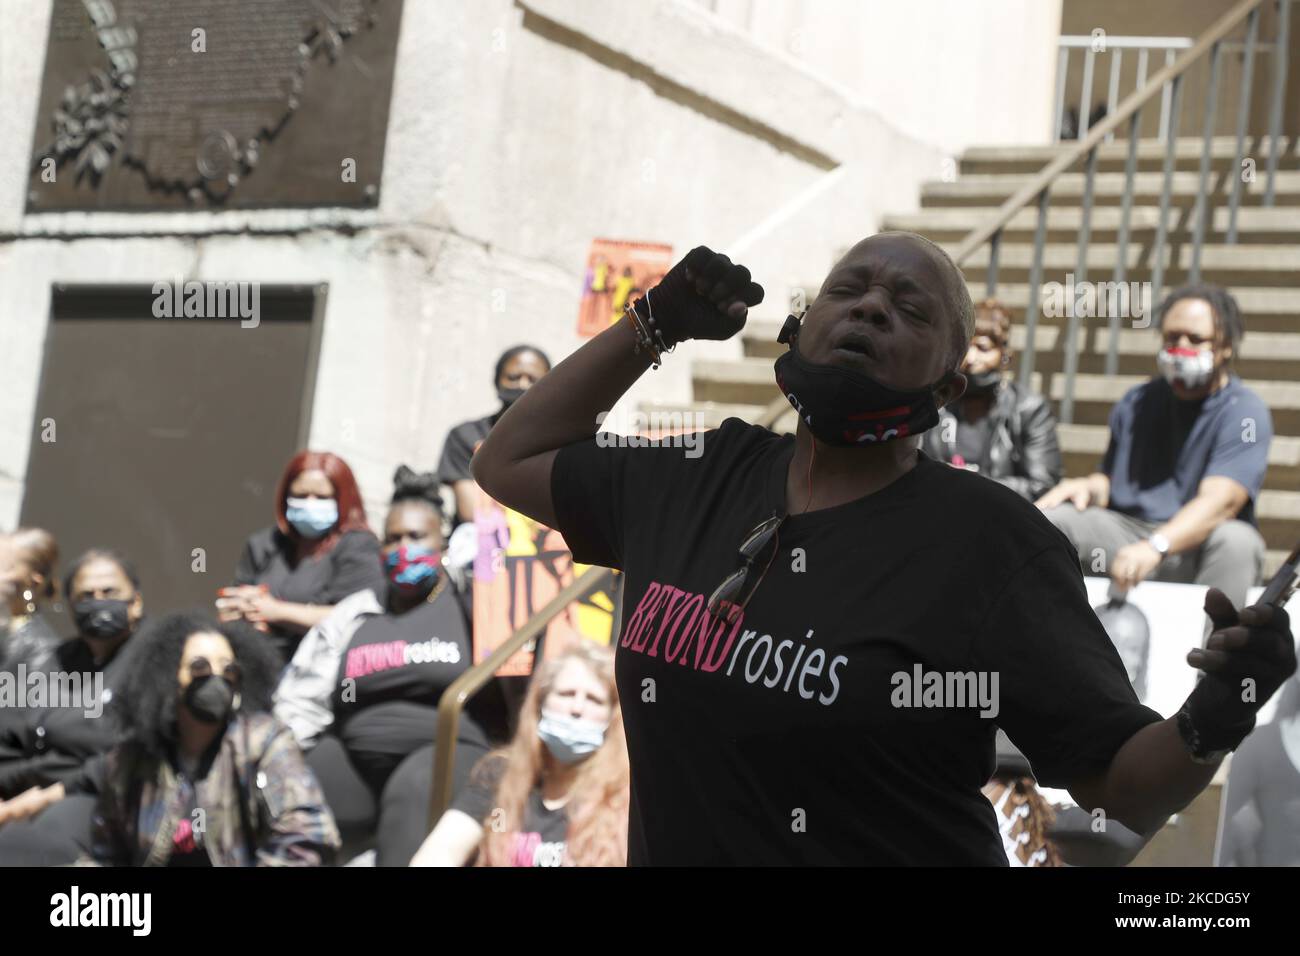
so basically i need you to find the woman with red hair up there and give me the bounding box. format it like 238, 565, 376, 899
410, 641, 629, 867
218, 451, 386, 661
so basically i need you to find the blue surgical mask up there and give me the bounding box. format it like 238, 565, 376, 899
537, 710, 607, 764
285, 497, 338, 538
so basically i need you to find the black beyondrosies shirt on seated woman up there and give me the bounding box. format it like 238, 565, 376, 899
331, 589, 494, 786
550, 417, 1162, 865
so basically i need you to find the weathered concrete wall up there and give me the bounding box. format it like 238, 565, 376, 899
698, 0, 1063, 153
1, 0, 1056, 528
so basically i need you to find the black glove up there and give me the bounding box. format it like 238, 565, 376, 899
632, 245, 764, 348
1181, 588, 1297, 752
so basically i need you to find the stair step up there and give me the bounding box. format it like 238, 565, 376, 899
1032, 372, 1300, 441
637, 400, 767, 427
921, 170, 1300, 206
960, 136, 1299, 174
1265, 549, 1292, 578
950, 241, 1300, 282
743, 319, 1300, 382
636, 399, 797, 434
691, 360, 1300, 430
882, 205, 1300, 243
778, 283, 1300, 320
948, 283, 1300, 333
742, 317, 1300, 365
1055, 423, 1300, 470
1040, 372, 1300, 411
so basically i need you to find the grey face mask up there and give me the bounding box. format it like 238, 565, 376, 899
537, 711, 606, 764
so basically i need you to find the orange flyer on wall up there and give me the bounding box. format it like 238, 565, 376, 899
577, 238, 674, 338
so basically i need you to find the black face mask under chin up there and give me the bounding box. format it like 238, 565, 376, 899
963, 368, 1003, 396
773, 315, 952, 447
182, 675, 236, 725
497, 386, 526, 409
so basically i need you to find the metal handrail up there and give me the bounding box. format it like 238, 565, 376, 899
428, 564, 616, 827
753, 3, 1288, 436
951, 0, 1289, 425
953, 1, 1273, 264
1053, 36, 1194, 144
1057, 36, 1194, 49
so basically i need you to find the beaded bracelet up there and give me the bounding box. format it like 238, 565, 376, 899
624, 288, 674, 369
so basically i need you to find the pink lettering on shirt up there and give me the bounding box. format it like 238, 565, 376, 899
621, 582, 662, 650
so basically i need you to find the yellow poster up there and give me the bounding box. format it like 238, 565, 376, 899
471, 485, 617, 676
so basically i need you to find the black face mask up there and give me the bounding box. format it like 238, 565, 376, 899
773, 315, 952, 446
72, 598, 132, 641
963, 368, 1003, 396
497, 386, 526, 408
183, 675, 236, 725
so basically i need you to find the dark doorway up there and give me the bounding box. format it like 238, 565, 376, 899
20, 283, 325, 621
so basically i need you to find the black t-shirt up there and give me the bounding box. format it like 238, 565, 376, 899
1101, 375, 1272, 526
438, 414, 500, 486
452, 755, 570, 867
334, 589, 473, 717
954, 410, 994, 468
234, 527, 387, 659
550, 417, 1162, 865
330, 588, 488, 784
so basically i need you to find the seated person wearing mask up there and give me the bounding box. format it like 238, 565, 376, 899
0, 550, 145, 864
1037, 285, 1271, 615
921, 298, 1062, 501
84, 612, 339, 866
220, 450, 386, 661
437, 345, 552, 525
275, 466, 506, 865
411, 642, 628, 867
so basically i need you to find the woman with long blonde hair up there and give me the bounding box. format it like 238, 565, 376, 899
411, 641, 628, 867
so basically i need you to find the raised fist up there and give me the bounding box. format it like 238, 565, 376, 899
633, 245, 764, 348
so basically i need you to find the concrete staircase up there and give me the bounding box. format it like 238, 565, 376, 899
639, 136, 1300, 579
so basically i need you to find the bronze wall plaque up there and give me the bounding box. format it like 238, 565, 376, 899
27, 0, 403, 210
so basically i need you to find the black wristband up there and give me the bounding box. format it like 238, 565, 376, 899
1179, 688, 1257, 757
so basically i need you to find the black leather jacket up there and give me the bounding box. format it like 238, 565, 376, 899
921, 379, 1063, 502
